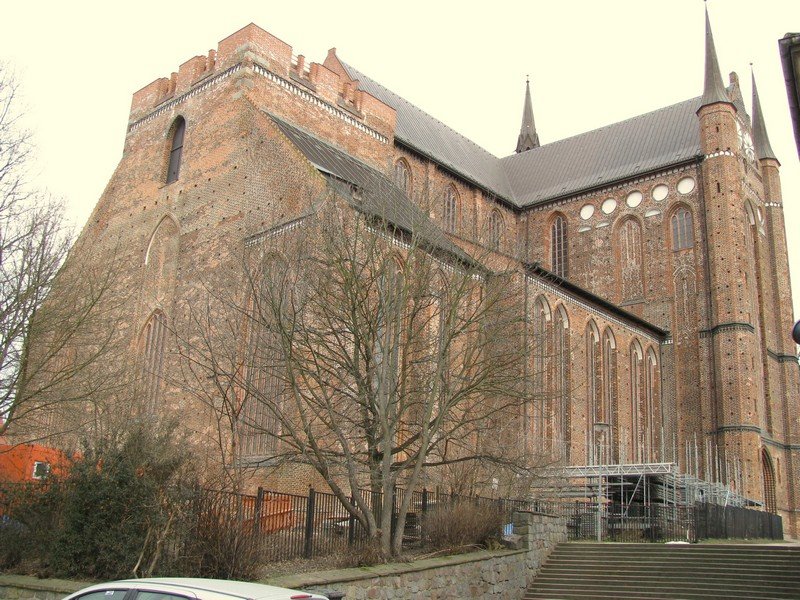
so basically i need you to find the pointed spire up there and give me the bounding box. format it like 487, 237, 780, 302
700, 5, 732, 109
751, 68, 778, 162
516, 77, 540, 153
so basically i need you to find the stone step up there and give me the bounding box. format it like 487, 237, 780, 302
531, 576, 798, 592
525, 591, 797, 600
547, 553, 800, 565
536, 566, 800, 582
526, 581, 800, 600
525, 542, 800, 600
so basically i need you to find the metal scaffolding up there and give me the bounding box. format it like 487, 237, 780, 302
538, 461, 756, 509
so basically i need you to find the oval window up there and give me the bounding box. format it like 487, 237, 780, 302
626, 191, 643, 208
601, 198, 617, 214
652, 184, 668, 202
580, 204, 595, 220
677, 176, 696, 195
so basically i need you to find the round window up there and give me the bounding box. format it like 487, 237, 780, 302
677, 177, 696, 195
580, 204, 595, 220
601, 198, 617, 214
626, 191, 643, 208
652, 184, 668, 202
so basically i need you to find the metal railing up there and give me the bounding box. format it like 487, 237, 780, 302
196, 486, 535, 561
553, 500, 782, 543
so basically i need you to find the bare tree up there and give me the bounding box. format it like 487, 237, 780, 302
179, 191, 557, 558
0, 65, 123, 442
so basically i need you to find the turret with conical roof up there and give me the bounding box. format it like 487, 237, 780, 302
696, 5, 766, 507
699, 5, 733, 110
515, 78, 539, 153
751, 69, 778, 162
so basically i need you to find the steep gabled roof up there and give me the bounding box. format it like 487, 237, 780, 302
341, 62, 515, 202
269, 114, 476, 265
340, 59, 703, 208
500, 97, 703, 205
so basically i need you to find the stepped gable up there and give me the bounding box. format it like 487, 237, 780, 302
500, 97, 703, 206
339, 61, 515, 202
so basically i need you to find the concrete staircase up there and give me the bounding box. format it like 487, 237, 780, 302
525, 542, 800, 599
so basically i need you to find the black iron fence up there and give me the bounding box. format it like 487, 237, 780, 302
2, 481, 784, 562
215, 486, 530, 561
553, 500, 783, 543
694, 502, 783, 540
556, 501, 695, 542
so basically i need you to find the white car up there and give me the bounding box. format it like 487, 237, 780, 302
61, 578, 333, 600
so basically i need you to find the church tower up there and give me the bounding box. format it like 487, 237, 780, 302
695, 7, 766, 503
751, 69, 800, 534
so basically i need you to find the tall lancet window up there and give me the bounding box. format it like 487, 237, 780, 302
551, 215, 568, 278
488, 210, 503, 251
671, 208, 694, 250
553, 305, 571, 461
443, 186, 458, 233
630, 340, 645, 463
601, 328, 618, 463
166, 117, 186, 184
646, 347, 660, 461
619, 218, 643, 300
141, 311, 167, 412
394, 159, 411, 196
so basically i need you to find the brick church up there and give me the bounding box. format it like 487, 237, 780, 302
26, 9, 799, 534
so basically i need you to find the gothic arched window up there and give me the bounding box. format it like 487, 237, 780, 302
530, 297, 551, 452
394, 159, 412, 196
141, 311, 167, 412
671, 207, 694, 250
554, 305, 571, 460
762, 449, 777, 514
619, 218, 643, 300
630, 340, 644, 462
166, 117, 186, 184
585, 320, 601, 463
646, 347, 660, 461
443, 187, 458, 233
551, 215, 568, 278
488, 210, 503, 251
238, 254, 289, 458
144, 216, 180, 305
602, 328, 618, 463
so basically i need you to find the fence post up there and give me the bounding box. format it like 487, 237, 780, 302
348, 493, 355, 546
390, 486, 398, 545
304, 488, 316, 559
253, 487, 264, 534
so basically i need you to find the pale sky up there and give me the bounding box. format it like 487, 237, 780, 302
2, 0, 799, 324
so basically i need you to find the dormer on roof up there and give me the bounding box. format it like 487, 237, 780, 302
515, 78, 540, 153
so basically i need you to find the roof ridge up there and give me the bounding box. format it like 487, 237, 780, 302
341, 60, 501, 161
500, 95, 701, 163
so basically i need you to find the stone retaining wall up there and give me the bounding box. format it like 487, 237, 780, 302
270, 510, 566, 600
0, 511, 566, 600
0, 576, 86, 600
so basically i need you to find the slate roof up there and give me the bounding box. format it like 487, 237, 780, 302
341, 63, 515, 202
500, 97, 703, 205
341, 61, 707, 208
269, 114, 475, 265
